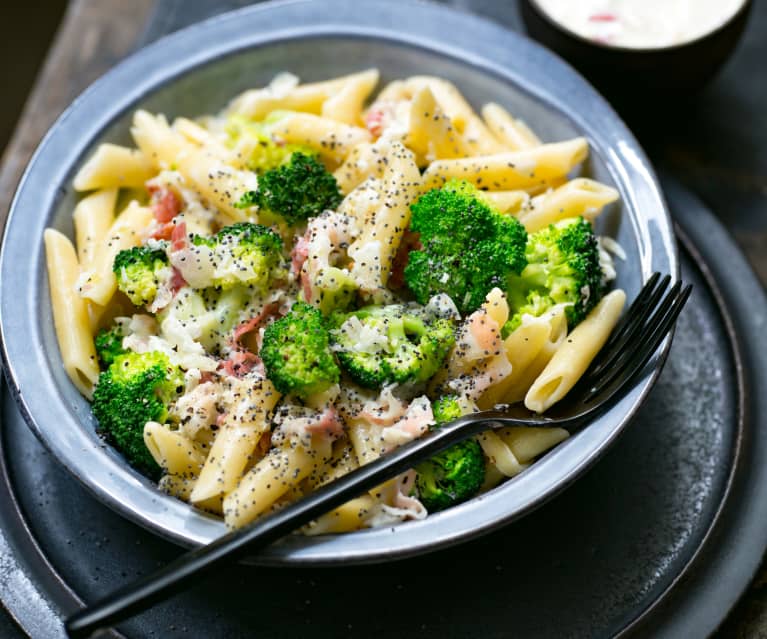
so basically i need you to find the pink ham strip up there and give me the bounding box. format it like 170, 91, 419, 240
170, 220, 187, 252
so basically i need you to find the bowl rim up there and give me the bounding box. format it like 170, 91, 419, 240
0, 0, 678, 565
523, 0, 752, 54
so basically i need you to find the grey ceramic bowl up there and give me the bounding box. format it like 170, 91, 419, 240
0, 0, 677, 565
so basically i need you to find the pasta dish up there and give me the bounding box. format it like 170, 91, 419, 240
44, 70, 625, 534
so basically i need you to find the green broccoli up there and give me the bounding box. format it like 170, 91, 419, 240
225, 115, 315, 173
310, 266, 358, 315
239, 152, 343, 225
431, 395, 464, 424
414, 396, 485, 512
113, 245, 171, 307
504, 216, 603, 335
92, 351, 184, 477
260, 301, 340, 398
94, 324, 127, 368
404, 180, 527, 316
330, 303, 455, 389
190, 222, 285, 291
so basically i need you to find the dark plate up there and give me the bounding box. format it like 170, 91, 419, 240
1, 178, 765, 638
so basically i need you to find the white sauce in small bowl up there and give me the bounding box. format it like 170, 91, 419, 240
535, 0, 746, 49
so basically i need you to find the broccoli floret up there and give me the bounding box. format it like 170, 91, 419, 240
504, 216, 603, 335
94, 324, 127, 368
242, 152, 343, 225
330, 303, 455, 389
190, 222, 285, 291
92, 351, 184, 477
226, 115, 315, 173
431, 395, 463, 424
414, 396, 485, 512
260, 302, 340, 398
113, 245, 171, 307
404, 180, 527, 315
310, 266, 358, 315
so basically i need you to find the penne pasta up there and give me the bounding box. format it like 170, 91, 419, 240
268, 112, 372, 165
78, 200, 153, 307
73, 144, 154, 191
44, 229, 100, 398
481, 102, 542, 150
526, 290, 626, 412
223, 439, 332, 528
421, 138, 589, 192
144, 422, 206, 478
516, 178, 620, 232
73, 188, 117, 270
228, 69, 379, 121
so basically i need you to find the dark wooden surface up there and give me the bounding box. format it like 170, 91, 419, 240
0, 0, 764, 636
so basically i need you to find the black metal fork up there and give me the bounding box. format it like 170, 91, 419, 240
65, 273, 691, 638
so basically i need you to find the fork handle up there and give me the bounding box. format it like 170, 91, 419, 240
65, 415, 500, 638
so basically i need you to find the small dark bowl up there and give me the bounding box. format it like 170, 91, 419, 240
521, 0, 752, 101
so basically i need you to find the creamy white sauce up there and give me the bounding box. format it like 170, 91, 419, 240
536, 0, 745, 49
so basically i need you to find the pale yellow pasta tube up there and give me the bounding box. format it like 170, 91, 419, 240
190, 422, 264, 502
497, 427, 570, 463
190, 378, 280, 502
73, 188, 117, 270
334, 142, 388, 194
517, 178, 620, 233
304, 496, 376, 535
480, 190, 529, 214
477, 431, 526, 477
481, 103, 542, 150
159, 475, 224, 515
477, 320, 551, 409
144, 422, 206, 478
131, 110, 187, 169
321, 69, 380, 125
228, 69, 379, 120
78, 201, 153, 306
348, 142, 420, 289
526, 290, 626, 412
348, 420, 385, 466
223, 441, 332, 528
422, 138, 589, 192
72, 144, 154, 191
268, 112, 371, 165
497, 306, 570, 405
405, 87, 472, 163
174, 146, 257, 222
403, 76, 503, 155
43, 229, 100, 398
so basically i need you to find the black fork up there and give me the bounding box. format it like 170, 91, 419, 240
65, 273, 691, 638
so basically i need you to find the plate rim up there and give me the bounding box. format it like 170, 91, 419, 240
0, 0, 678, 564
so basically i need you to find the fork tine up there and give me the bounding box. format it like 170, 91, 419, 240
583, 283, 692, 403
587, 280, 681, 385
587, 273, 669, 378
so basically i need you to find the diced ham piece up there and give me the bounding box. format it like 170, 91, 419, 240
218, 350, 263, 378
291, 232, 311, 278
171, 220, 188, 252
170, 267, 187, 296
150, 221, 176, 241
233, 303, 281, 344
152, 188, 182, 223
304, 407, 345, 438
